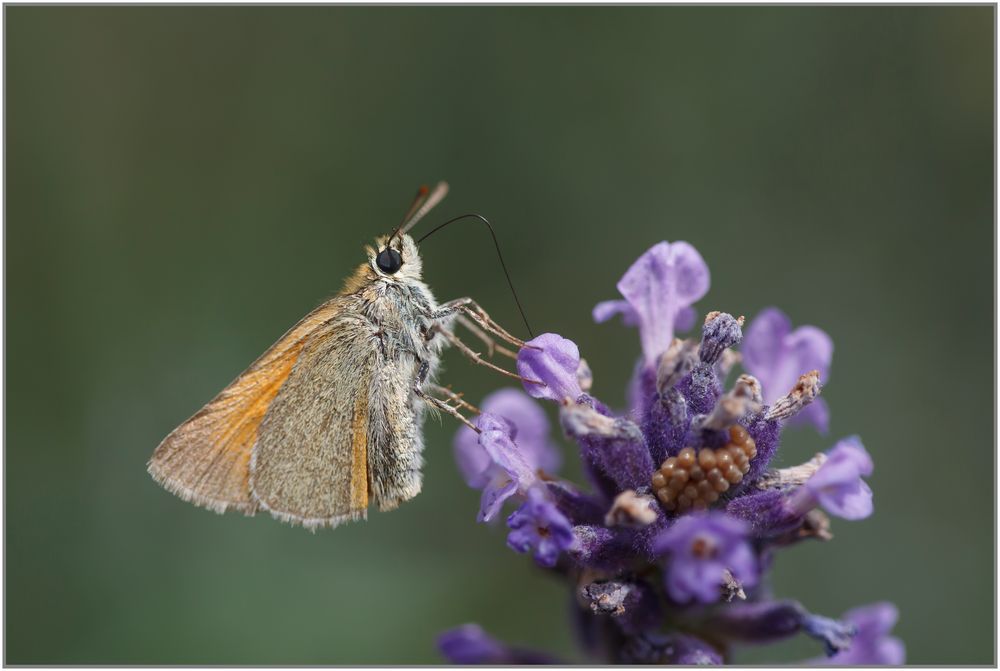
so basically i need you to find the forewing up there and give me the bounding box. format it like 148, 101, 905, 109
249, 316, 378, 529
148, 301, 343, 514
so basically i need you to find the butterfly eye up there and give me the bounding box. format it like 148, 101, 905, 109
376, 247, 403, 274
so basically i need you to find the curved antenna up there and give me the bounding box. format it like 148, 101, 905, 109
417, 213, 534, 338
387, 181, 449, 248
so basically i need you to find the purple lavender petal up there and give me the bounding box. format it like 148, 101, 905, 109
741, 307, 792, 378
787, 325, 834, 384
654, 512, 758, 605
479, 477, 519, 524
796, 437, 874, 520
473, 412, 540, 522
517, 333, 583, 402
675, 305, 697, 333
437, 624, 557, 664
592, 299, 639, 327
484, 388, 561, 473
598, 241, 710, 367
627, 358, 655, 421
506, 487, 575, 567
437, 624, 507, 663
809, 602, 905, 665
742, 307, 833, 432
789, 397, 830, 434
454, 388, 560, 486
453, 426, 492, 489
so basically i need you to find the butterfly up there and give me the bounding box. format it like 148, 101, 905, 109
148, 182, 537, 530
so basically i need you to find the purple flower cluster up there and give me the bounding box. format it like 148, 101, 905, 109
439, 241, 903, 665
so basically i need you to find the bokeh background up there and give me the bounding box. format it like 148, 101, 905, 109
5, 5, 994, 665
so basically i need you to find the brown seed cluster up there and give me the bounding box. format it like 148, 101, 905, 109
651, 425, 757, 513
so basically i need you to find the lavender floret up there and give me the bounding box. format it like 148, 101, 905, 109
809, 603, 906, 665
468, 412, 540, 522
743, 307, 833, 433
437, 624, 557, 664
506, 487, 575, 567
790, 437, 874, 520
593, 240, 709, 367
516, 332, 583, 402
653, 512, 758, 604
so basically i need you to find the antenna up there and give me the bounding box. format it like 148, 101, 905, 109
417, 213, 534, 339
386, 182, 449, 249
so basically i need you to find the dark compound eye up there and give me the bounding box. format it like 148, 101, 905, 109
376, 247, 403, 274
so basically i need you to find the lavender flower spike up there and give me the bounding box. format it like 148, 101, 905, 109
454, 388, 560, 486
809, 602, 905, 665
790, 437, 874, 520
594, 241, 710, 367
441, 239, 896, 665
742, 307, 833, 433
471, 413, 540, 523
653, 512, 757, 604
506, 487, 575, 567
517, 333, 583, 402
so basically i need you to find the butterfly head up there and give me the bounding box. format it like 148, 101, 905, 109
368, 233, 423, 282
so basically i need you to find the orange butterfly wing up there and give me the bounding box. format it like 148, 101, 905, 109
147, 300, 343, 514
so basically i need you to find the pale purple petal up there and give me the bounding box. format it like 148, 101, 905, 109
794, 437, 874, 520
438, 624, 506, 663
675, 305, 697, 332
487, 388, 560, 472
821, 479, 873, 520
689, 560, 728, 603
453, 428, 491, 488
742, 308, 833, 431
473, 412, 540, 522
598, 241, 710, 367
479, 477, 518, 523
506, 487, 574, 567
437, 624, 557, 664
654, 512, 757, 604
592, 299, 639, 326
788, 397, 831, 434
788, 325, 833, 381
741, 307, 791, 377
454, 388, 560, 483
810, 602, 905, 665
517, 333, 583, 402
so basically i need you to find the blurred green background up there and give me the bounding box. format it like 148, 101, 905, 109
5, 5, 994, 665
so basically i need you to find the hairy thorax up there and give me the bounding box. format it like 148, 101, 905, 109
351, 275, 447, 373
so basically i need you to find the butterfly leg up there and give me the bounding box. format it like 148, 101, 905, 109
430, 324, 544, 388
425, 383, 481, 415
455, 314, 518, 360
414, 360, 480, 432
431, 298, 534, 350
